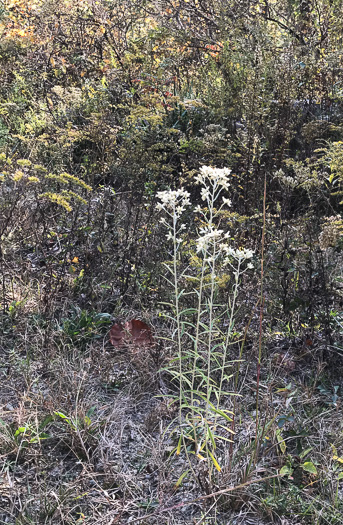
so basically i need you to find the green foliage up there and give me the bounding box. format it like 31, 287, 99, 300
0, 415, 53, 454
54, 407, 97, 434
59, 308, 112, 347
1, 1, 343, 522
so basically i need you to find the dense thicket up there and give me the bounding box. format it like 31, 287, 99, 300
1, 0, 343, 324
1, 2, 343, 523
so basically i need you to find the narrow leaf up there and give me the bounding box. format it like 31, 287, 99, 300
208, 451, 221, 472
175, 470, 189, 488
176, 435, 182, 455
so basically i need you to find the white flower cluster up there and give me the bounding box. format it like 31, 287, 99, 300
222, 246, 254, 260
157, 167, 255, 272
196, 227, 229, 253
195, 166, 231, 191
194, 166, 232, 223
157, 188, 191, 244
200, 187, 210, 202
221, 245, 254, 269
157, 188, 191, 218
196, 227, 254, 270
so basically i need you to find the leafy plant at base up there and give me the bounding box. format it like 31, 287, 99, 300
59, 308, 112, 348
54, 406, 99, 461
0, 415, 53, 456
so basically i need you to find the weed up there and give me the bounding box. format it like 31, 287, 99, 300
158, 166, 254, 485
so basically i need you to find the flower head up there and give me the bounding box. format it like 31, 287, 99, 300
195, 166, 231, 191
200, 187, 210, 202
222, 245, 254, 263
157, 188, 191, 218
196, 227, 225, 253
222, 197, 232, 207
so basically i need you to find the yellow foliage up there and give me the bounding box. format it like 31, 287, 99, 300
39, 192, 73, 212
13, 170, 24, 181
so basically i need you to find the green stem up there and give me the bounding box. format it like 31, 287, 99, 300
172, 215, 183, 433
205, 238, 217, 478
190, 254, 206, 452
171, 212, 199, 483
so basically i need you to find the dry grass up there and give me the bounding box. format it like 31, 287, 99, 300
0, 276, 342, 525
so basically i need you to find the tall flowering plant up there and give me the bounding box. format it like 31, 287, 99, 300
157, 167, 254, 480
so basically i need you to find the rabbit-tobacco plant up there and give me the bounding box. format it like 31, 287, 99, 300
157, 166, 254, 481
